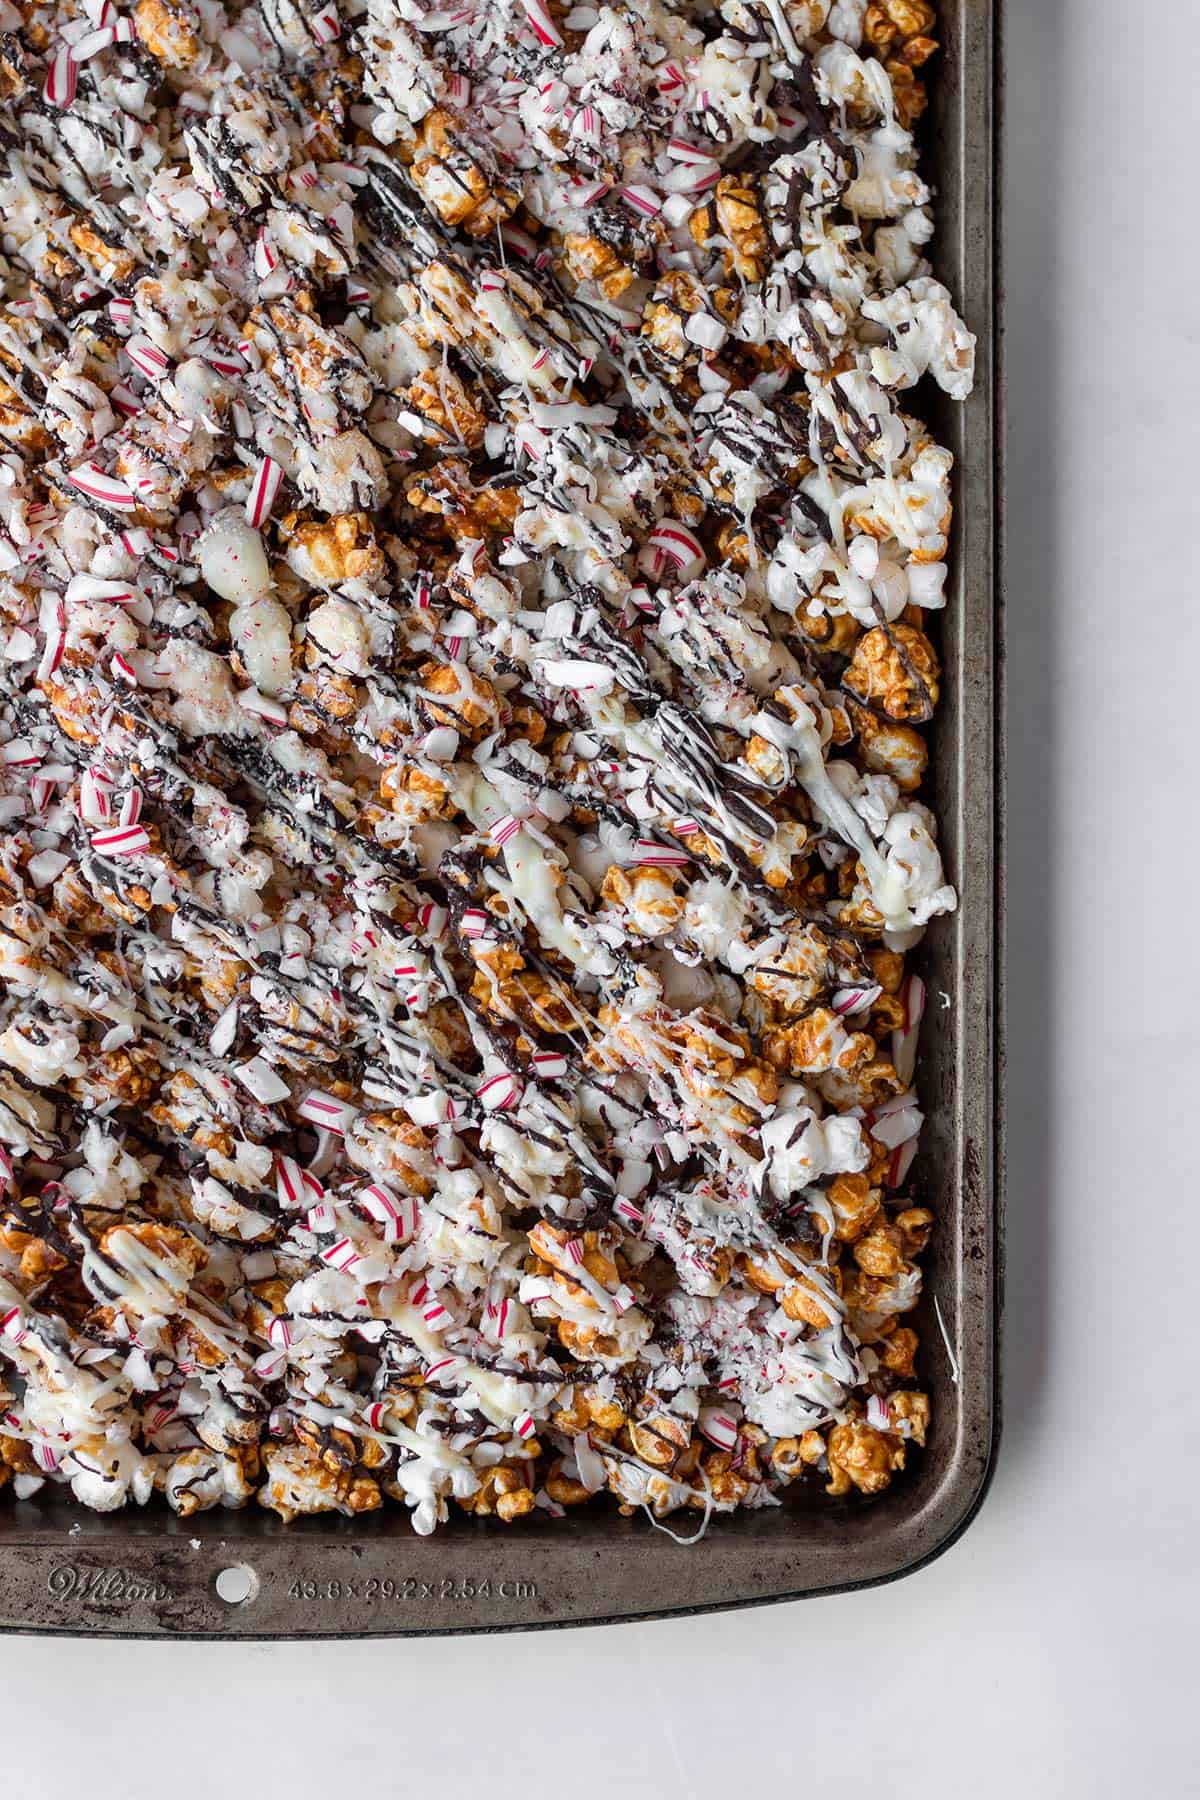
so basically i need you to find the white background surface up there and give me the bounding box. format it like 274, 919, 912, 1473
5, 2, 1195, 1792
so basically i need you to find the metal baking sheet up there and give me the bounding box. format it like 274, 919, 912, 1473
0, 0, 1002, 1637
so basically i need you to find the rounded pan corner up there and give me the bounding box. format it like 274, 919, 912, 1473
526, 1402, 1006, 1630
872, 1412, 1002, 1596
693, 1422, 1004, 1621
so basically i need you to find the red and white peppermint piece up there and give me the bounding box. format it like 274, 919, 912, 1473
531, 1051, 568, 1080
476, 1071, 522, 1112
64, 575, 147, 621
513, 1411, 536, 1440
666, 137, 712, 164
68, 462, 138, 510
498, 223, 540, 263
309, 2, 340, 41
234, 1056, 291, 1105
305, 1201, 337, 1233
870, 1097, 923, 1165
28, 781, 66, 822
109, 382, 141, 418
321, 1237, 362, 1273
865, 1393, 892, 1432
698, 1406, 740, 1452
359, 1183, 419, 1247
126, 336, 171, 382
416, 901, 448, 939
364, 1401, 389, 1431
245, 456, 283, 529
71, 24, 116, 59
237, 686, 288, 726
621, 184, 662, 218
885, 1137, 918, 1189
832, 984, 883, 1017
423, 1356, 462, 1386
892, 973, 926, 1085
631, 839, 691, 867
253, 229, 278, 278
568, 179, 610, 209
298, 1089, 357, 1134
1, 1306, 28, 1345
200, 343, 249, 378
90, 824, 150, 857
273, 1158, 302, 1209
37, 623, 65, 680
571, 103, 600, 143
79, 768, 113, 824
404, 1090, 455, 1129
43, 46, 78, 108
521, 0, 562, 46
488, 813, 522, 847
643, 519, 705, 580
487, 1297, 512, 1338
276, 1157, 323, 1209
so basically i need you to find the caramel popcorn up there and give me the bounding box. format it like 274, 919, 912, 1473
864, 3, 939, 122
406, 368, 488, 451
560, 233, 635, 302
825, 1415, 907, 1496
410, 109, 519, 237
844, 624, 941, 722
133, 0, 200, 66
600, 864, 685, 936
283, 512, 386, 590
715, 176, 769, 283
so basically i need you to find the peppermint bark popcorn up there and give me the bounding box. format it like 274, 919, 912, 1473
0, 0, 971, 1531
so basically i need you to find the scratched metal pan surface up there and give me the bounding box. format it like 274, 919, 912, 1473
0, 0, 1002, 1638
